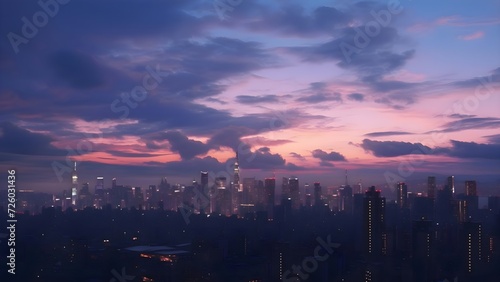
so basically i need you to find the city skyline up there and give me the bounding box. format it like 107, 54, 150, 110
10, 157, 495, 213
1, 0, 499, 194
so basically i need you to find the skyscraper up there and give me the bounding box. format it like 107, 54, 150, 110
356, 180, 363, 194
94, 176, 104, 208
78, 182, 91, 209
427, 176, 436, 198
339, 170, 353, 213
71, 161, 78, 206
242, 177, 256, 205
338, 185, 353, 213
146, 184, 158, 209
436, 186, 454, 224
465, 180, 477, 196
447, 175, 455, 195
460, 222, 483, 277
304, 183, 311, 207
396, 182, 408, 209
233, 153, 240, 186
158, 177, 170, 210
411, 196, 434, 221
288, 177, 300, 209
264, 178, 275, 218
488, 196, 500, 213
232, 153, 241, 214
281, 177, 289, 199
215, 176, 230, 215
313, 182, 322, 207
464, 180, 479, 220
95, 176, 104, 193
363, 186, 386, 257
200, 171, 209, 189
412, 220, 436, 281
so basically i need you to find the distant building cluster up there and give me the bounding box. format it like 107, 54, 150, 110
2, 159, 500, 281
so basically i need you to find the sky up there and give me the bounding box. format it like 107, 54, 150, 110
0, 0, 499, 196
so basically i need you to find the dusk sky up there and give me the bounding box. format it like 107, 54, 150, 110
1, 0, 499, 195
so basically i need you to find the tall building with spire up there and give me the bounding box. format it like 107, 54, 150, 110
233, 152, 240, 186
232, 152, 242, 214
71, 161, 78, 207
339, 169, 353, 213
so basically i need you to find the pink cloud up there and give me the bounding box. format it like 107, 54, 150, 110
407, 16, 460, 33
407, 16, 500, 33
458, 31, 485, 40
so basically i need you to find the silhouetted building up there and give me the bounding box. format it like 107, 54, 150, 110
458, 182, 479, 221
214, 177, 231, 215
79, 182, 92, 209
200, 171, 208, 189
412, 220, 436, 281
232, 153, 241, 214
242, 177, 255, 206
146, 184, 160, 209
281, 177, 289, 199
304, 183, 311, 207
396, 182, 408, 209
447, 175, 455, 195
460, 222, 483, 279
465, 180, 477, 196
264, 178, 275, 219
411, 195, 434, 221
94, 176, 104, 208
163, 182, 176, 210
288, 177, 300, 209
313, 182, 322, 207
427, 176, 436, 198
488, 196, 500, 213
436, 187, 455, 224
339, 185, 353, 213
71, 161, 78, 207
363, 186, 386, 258
355, 181, 363, 194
